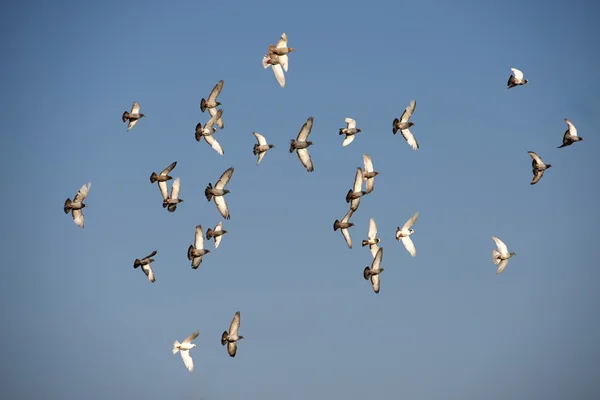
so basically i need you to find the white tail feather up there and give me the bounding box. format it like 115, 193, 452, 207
172, 340, 180, 354
492, 250, 501, 265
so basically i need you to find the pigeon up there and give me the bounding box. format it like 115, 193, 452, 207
64, 182, 91, 228
122, 101, 145, 131
195, 109, 225, 155
393, 100, 419, 150
528, 151, 552, 185
558, 118, 583, 148
267, 32, 294, 72
262, 53, 286, 88
206, 222, 228, 249
396, 212, 419, 257
507, 68, 528, 89
221, 311, 244, 358
491, 236, 516, 275
161, 177, 184, 212
200, 80, 224, 129
187, 225, 210, 269
333, 209, 354, 249
363, 247, 384, 294
173, 330, 200, 372
150, 161, 177, 184
290, 117, 314, 172
346, 167, 367, 212
205, 167, 234, 220
362, 218, 381, 258
253, 132, 275, 165
133, 250, 157, 283
339, 118, 362, 147
362, 154, 379, 194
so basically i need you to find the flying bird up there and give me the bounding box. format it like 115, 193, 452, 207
507, 68, 528, 89
64, 182, 91, 228
396, 212, 419, 257
133, 250, 157, 283
267, 32, 294, 72
346, 167, 367, 212
528, 151, 552, 185
205, 167, 234, 220
252, 132, 275, 165
122, 101, 145, 131
362, 154, 379, 194
333, 209, 355, 249
262, 53, 286, 88
362, 218, 381, 258
363, 247, 384, 294
393, 100, 419, 150
161, 177, 184, 212
187, 225, 210, 269
200, 80, 224, 129
206, 222, 228, 249
558, 118, 583, 148
195, 109, 225, 155
173, 330, 200, 372
491, 236, 516, 275
339, 118, 362, 147
221, 311, 244, 358
290, 117, 315, 172
150, 161, 177, 184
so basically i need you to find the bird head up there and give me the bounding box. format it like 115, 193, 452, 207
375, 238, 381, 244
222, 230, 228, 234
140, 113, 146, 118
356, 129, 362, 133
224, 189, 231, 195
524, 79, 529, 84
373, 171, 380, 177
307, 141, 314, 146
510, 252, 516, 257
216, 102, 222, 107
205, 250, 211, 254
409, 228, 415, 234
349, 222, 355, 227
408, 122, 415, 127
269, 144, 275, 149
288, 47, 296, 53
379, 267, 385, 272
191, 344, 197, 349
81, 203, 88, 208
238, 335, 245, 340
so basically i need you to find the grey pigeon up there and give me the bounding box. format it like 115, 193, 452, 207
253, 132, 275, 165
133, 250, 157, 283
205, 167, 234, 220
200, 80, 224, 129
150, 161, 177, 184
393, 100, 419, 150
363, 247, 384, 294
195, 109, 225, 155
346, 167, 367, 212
558, 118, 583, 148
122, 101, 145, 131
290, 117, 314, 172
206, 222, 228, 249
64, 182, 91, 228
333, 209, 354, 249
160, 177, 183, 212
221, 311, 244, 358
187, 225, 210, 269
362, 154, 379, 194
528, 151, 552, 185
507, 68, 528, 89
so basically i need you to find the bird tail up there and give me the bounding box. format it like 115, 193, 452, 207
204, 184, 213, 201
221, 331, 229, 346
253, 144, 259, 155
392, 118, 399, 134
122, 111, 130, 122
187, 245, 195, 260
195, 123, 203, 142
200, 98, 207, 112
557, 144, 567, 148
289, 140, 295, 153
362, 240, 369, 247
333, 220, 340, 231
162, 200, 168, 208
492, 250, 501, 265
150, 172, 158, 183
172, 341, 180, 354
363, 266, 371, 280
64, 198, 72, 213
339, 128, 345, 135
133, 259, 141, 269
206, 228, 214, 240
345, 189, 353, 204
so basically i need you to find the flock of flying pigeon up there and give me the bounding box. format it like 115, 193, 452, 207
62, 34, 585, 372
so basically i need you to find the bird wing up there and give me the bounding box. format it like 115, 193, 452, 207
195, 225, 204, 250
229, 311, 241, 336
144, 250, 158, 259
564, 118, 578, 137
208, 107, 224, 129
256, 151, 267, 165
72, 209, 85, 228
183, 330, 200, 344
227, 341, 237, 357
204, 134, 224, 156
368, 218, 377, 240
400, 100, 416, 123
352, 167, 363, 192
74, 182, 92, 203
158, 181, 169, 201
142, 264, 155, 282
297, 117, 314, 141
253, 132, 268, 146
345, 118, 356, 129
271, 63, 286, 87
160, 161, 177, 176
511, 68, 524, 80
531, 169, 544, 185
215, 167, 234, 189
362, 154, 373, 172
496, 260, 508, 275
205, 109, 224, 130
371, 274, 380, 294
342, 135, 355, 147
492, 236, 508, 256
214, 234, 223, 249
127, 119, 139, 131
279, 54, 289, 72
402, 212, 419, 230
341, 228, 352, 249
528, 151, 544, 166
261, 54, 271, 69
341, 208, 354, 223
401, 128, 419, 150
215, 221, 223, 232
372, 247, 383, 271
401, 236, 416, 257
369, 243, 380, 259
170, 177, 181, 200
297, 148, 314, 172
180, 350, 194, 372
131, 102, 141, 114
276, 32, 288, 48
208, 80, 224, 103
215, 196, 230, 220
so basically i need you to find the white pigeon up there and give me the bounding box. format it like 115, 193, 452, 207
507, 68, 529, 89
558, 118, 584, 148
491, 236, 516, 275
262, 53, 286, 88
363, 247, 384, 294
252, 132, 275, 165
268, 32, 294, 72
173, 330, 200, 372
396, 212, 419, 257
362, 218, 381, 258
64, 182, 91, 228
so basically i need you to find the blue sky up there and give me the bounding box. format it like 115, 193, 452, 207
1, 0, 599, 398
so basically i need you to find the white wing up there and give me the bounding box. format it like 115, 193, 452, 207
253, 132, 268, 146
205, 134, 224, 155
158, 181, 169, 201
511, 68, 524, 80
496, 260, 508, 275
142, 264, 155, 282
180, 350, 194, 372
297, 117, 314, 141
362, 154, 374, 172
353, 167, 363, 192
371, 274, 380, 294
401, 128, 419, 150
402, 212, 419, 230
215, 196, 230, 220
279, 54, 289, 72
345, 118, 356, 129
208, 107, 224, 129
183, 330, 200, 344
492, 236, 509, 256
341, 228, 352, 249
401, 236, 416, 257
74, 182, 92, 203
215, 221, 223, 232
342, 135, 355, 147
528, 151, 544, 166
400, 100, 416, 123
368, 218, 377, 240
256, 151, 266, 165
261, 55, 270, 69
127, 119, 139, 131
72, 209, 85, 228
215, 167, 234, 189
131, 102, 141, 114
372, 247, 383, 271
214, 234, 223, 249
276, 33, 288, 48
170, 177, 181, 200
195, 225, 204, 250
565, 118, 578, 137
229, 311, 241, 336
160, 161, 177, 176
271, 64, 286, 88
342, 208, 354, 223
297, 148, 313, 172
369, 243, 380, 259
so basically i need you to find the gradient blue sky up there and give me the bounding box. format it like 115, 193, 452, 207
2, 0, 599, 399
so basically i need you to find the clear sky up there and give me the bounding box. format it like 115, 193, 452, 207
1, 0, 599, 399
